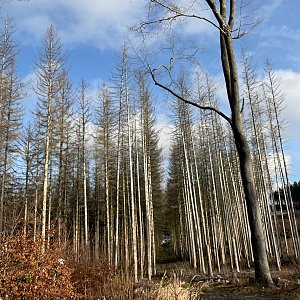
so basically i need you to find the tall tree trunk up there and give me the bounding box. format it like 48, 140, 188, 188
33, 125, 41, 242
41, 102, 51, 252
23, 132, 31, 237
232, 125, 272, 283
218, 16, 272, 283
125, 75, 138, 282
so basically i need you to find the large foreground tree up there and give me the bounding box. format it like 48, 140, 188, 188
136, 0, 273, 284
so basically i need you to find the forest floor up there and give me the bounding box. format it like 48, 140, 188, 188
144, 211, 300, 299
146, 260, 300, 299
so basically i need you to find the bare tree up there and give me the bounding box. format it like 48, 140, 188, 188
34, 25, 64, 251
76, 79, 91, 254
55, 70, 73, 244
263, 61, 300, 259
138, 72, 160, 279
0, 18, 23, 240
94, 84, 116, 263
136, 0, 273, 284
21, 123, 33, 237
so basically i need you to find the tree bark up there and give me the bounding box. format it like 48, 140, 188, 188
217, 7, 273, 283
231, 124, 272, 284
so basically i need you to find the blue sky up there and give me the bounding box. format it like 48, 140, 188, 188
3, 0, 300, 182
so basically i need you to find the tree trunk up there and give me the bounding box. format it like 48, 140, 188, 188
218, 16, 273, 283
41, 105, 50, 253
232, 124, 272, 284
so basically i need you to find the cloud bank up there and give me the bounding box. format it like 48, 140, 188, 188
4, 0, 146, 49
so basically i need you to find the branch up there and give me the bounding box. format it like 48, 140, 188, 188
232, 19, 261, 39
228, 0, 236, 29
139, 13, 223, 33
137, 0, 226, 34
219, 0, 226, 19
205, 0, 226, 27
240, 97, 244, 113
232, 1, 261, 39
232, 31, 248, 39
149, 67, 232, 125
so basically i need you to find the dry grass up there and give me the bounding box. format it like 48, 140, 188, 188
154, 271, 203, 300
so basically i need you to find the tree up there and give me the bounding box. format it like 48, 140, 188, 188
0, 18, 23, 241
138, 72, 162, 279
55, 70, 73, 244
242, 53, 282, 270
263, 61, 300, 258
75, 79, 91, 254
34, 25, 64, 252
137, 0, 273, 284
20, 123, 33, 237
94, 84, 116, 263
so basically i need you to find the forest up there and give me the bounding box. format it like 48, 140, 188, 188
0, 0, 300, 299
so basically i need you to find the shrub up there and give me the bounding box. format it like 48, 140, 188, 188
71, 259, 134, 299
0, 235, 77, 299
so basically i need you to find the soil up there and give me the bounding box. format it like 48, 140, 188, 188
200, 282, 300, 299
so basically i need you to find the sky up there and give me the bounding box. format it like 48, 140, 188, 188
2, 0, 300, 182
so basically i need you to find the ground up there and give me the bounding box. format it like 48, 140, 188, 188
139, 261, 300, 299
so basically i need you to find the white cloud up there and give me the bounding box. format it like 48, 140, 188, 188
155, 113, 173, 186
260, 0, 283, 22
275, 69, 300, 139
156, 113, 173, 161
3, 0, 224, 51
266, 69, 300, 182
4, 0, 147, 49
177, 2, 215, 37
260, 25, 300, 48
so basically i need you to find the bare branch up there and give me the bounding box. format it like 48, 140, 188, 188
134, 0, 226, 34
232, 31, 248, 39
220, 0, 226, 18
149, 66, 232, 124
229, 0, 236, 29
139, 12, 223, 32
232, 17, 261, 39
232, 0, 261, 39
205, 0, 226, 26
240, 97, 245, 113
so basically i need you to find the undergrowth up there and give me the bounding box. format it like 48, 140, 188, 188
0, 235, 141, 299
0, 234, 176, 299
0, 235, 77, 299
1, 234, 298, 299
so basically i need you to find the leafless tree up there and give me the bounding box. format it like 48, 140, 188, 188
135, 0, 273, 284
34, 25, 64, 252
